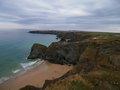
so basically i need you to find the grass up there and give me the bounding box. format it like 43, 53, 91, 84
68, 80, 90, 90
82, 71, 120, 90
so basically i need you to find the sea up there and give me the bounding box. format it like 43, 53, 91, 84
0, 29, 57, 83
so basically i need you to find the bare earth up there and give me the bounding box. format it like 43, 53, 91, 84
0, 61, 72, 90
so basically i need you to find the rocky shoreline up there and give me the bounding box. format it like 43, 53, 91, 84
21, 30, 120, 90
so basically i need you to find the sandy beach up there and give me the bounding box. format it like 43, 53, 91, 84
0, 61, 72, 90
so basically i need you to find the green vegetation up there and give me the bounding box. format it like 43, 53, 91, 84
68, 80, 90, 90
82, 71, 120, 90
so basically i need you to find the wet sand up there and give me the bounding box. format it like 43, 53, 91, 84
0, 61, 72, 90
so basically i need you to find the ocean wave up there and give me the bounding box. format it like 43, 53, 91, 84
12, 69, 21, 74
20, 59, 43, 70
20, 61, 38, 69
0, 77, 10, 84
0, 60, 44, 84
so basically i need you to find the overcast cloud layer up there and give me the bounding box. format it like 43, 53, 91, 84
0, 0, 120, 32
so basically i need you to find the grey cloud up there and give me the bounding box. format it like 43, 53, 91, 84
0, 0, 120, 30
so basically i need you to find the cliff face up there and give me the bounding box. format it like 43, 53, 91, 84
77, 39, 120, 72
28, 39, 120, 71
28, 43, 47, 59
25, 31, 120, 90
45, 42, 80, 64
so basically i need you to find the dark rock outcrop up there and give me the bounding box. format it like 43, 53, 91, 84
28, 42, 82, 65
45, 42, 80, 64
28, 43, 47, 59
19, 85, 42, 90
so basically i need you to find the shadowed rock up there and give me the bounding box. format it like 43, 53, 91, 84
45, 42, 80, 65
28, 43, 47, 59
19, 85, 42, 90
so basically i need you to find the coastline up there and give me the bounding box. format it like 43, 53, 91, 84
0, 59, 43, 84
0, 60, 72, 90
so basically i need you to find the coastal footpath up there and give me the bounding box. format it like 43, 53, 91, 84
21, 31, 120, 90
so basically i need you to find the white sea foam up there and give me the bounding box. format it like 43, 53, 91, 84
0, 77, 10, 84
12, 69, 21, 74
20, 59, 43, 70
0, 60, 44, 84
20, 61, 38, 69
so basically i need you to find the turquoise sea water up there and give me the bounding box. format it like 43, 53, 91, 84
0, 29, 57, 81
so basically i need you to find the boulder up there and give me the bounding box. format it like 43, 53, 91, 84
28, 43, 47, 59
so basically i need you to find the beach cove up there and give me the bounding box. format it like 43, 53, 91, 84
0, 61, 71, 90
0, 60, 72, 90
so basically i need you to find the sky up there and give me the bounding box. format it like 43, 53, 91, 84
0, 0, 120, 32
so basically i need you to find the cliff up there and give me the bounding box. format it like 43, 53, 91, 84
21, 31, 120, 90
28, 43, 47, 59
